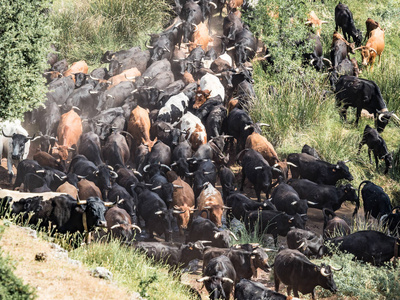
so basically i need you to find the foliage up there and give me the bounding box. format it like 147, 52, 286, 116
313, 246, 400, 299
0, 226, 36, 299
71, 241, 198, 300
0, 0, 56, 120
51, 0, 171, 66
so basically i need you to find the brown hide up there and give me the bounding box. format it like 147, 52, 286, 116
172, 177, 195, 235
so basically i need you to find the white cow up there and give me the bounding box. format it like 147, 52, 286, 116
200, 73, 225, 100
0, 120, 33, 181
177, 112, 207, 151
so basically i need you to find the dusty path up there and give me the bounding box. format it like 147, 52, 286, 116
0, 222, 135, 300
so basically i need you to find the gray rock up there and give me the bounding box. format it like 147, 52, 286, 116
91, 267, 113, 280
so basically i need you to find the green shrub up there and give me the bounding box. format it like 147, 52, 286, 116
51, 0, 171, 65
0, 0, 56, 120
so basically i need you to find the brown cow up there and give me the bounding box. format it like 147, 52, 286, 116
107, 67, 141, 90
42, 71, 63, 84
33, 151, 64, 171
227, 0, 243, 13
323, 208, 351, 239
54, 109, 82, 162
197, 182, 227, 227
245, 132, 296, 180
305, 11, 328, 36
193, 87, 211, 109
78, 179, 103, 200
56, 181, 78, 200
105, 206, 141, 241
63, 60, 89, 80
354, 27, 384, 71
172, 176, 195, 235
188, 22, 213, 52
365, 18, 383, 41
127, 106, 157, 152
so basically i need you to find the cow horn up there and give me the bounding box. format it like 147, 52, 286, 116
89, 74, 100, 81
77, 200, 87, 205
133, 171, 143, 178
36, 170, 45, 173
209, 1, 217, 8
160, 164, 171, 171
89, 90, 98, 94
244, 124, 252, 130
263, 248, 277, 252
130, 89, 138, 94
110, 171, 118, 179
203, 171, 213, 175
107, 165, 114, 171
151, 185, 162, 190
257, 123, 270, 127
68, 147, 76, 151
197, 276, 210, 282
310, 58, 315, 65
110, 224, 121, 230
330, 265, 342, 271
391, 113, 400, 122
163, 47, 171, 53
343, 160, 351, 163
297, 241, 305, 249
54, 173, 63, 181
320, 267, 330, 277
305, 21, 312, 24
214, 232, 221, 238
130, 224, 142, 232
103, 201, 114, 207
171, 162, 177, 167
370, 48, 378, 54
307, 201, 318, 205
173, 210, 185, 214
223, 206, 231, 210
228, 230, 238, 240
173, 184, 183, 188
203, 206, 212, 209
191, 23, 198, 32
1, 129, 13, 138
353, 47, 363, 51
272, 167, 282, 173
254, 166, 263, 170
77, 175, 86, 179
245, 46, 255, 52
185, 172, 194, 176
154, 210, 164, 215
378, 113, 385, 122
163, 129, 171, 133
143, 164, 151, 172
322, 58, 332, 66
291, 201, 298, 205
286, 162, 298, 167
72, 106, 81, 111
31, 135, 42, 142
221, 277, 234, 283
299, 214, 307, 217
146, 42, 154, 49
226, 46, 236, 51
124, 74, 136, 80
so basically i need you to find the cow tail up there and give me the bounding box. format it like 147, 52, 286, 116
357, 180, 370, 208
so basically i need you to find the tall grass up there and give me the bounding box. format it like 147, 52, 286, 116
71, 241, 197, 300
51, 0, 171, 65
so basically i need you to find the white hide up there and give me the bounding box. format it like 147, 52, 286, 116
0, 120, 31, 176
177, 112, 207, 148
200, 73, 225, 100
158, 92, 189, 121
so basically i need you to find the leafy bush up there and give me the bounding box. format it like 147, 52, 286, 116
0, 0, 56, 120
0, 226, 36, 299
314, 249, 400, 299
51, 0, 171, 65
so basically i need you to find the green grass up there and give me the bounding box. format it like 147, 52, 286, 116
70, 241, 197, 300
51, 0, 172, 66
247, 0, 400, 207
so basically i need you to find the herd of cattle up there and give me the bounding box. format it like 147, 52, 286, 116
1, 1, 400, 299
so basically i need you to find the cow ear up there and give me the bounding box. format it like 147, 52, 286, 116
75, 206, 85, 214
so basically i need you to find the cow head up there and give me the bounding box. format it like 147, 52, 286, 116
174, 204, 195, 234
202, 203, 224, 227
94, 164, 118, 200
108, 60, 123, 78
194, 88, 211, 109
377, 111, 399, 133
251, 248, 271, 272
197, 272, 233, 299
52, 144, 74, 161
340, 184, 359, 214
141, 137, 157, 152
318, 264, 338, 294
154, 208, 182, 242
335, 161, 353, 181
77, 196, 108, 230
354, 46, 377, 66
152, 182, 174, 205
353, 30, 363, 47
171, 158, 191, 179
2, 131, 34, 161
212, 229, 236, 247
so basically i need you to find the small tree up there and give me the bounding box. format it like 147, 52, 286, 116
0, 0, 56, 120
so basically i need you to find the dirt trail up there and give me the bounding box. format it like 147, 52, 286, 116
0, 222, 136, 300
